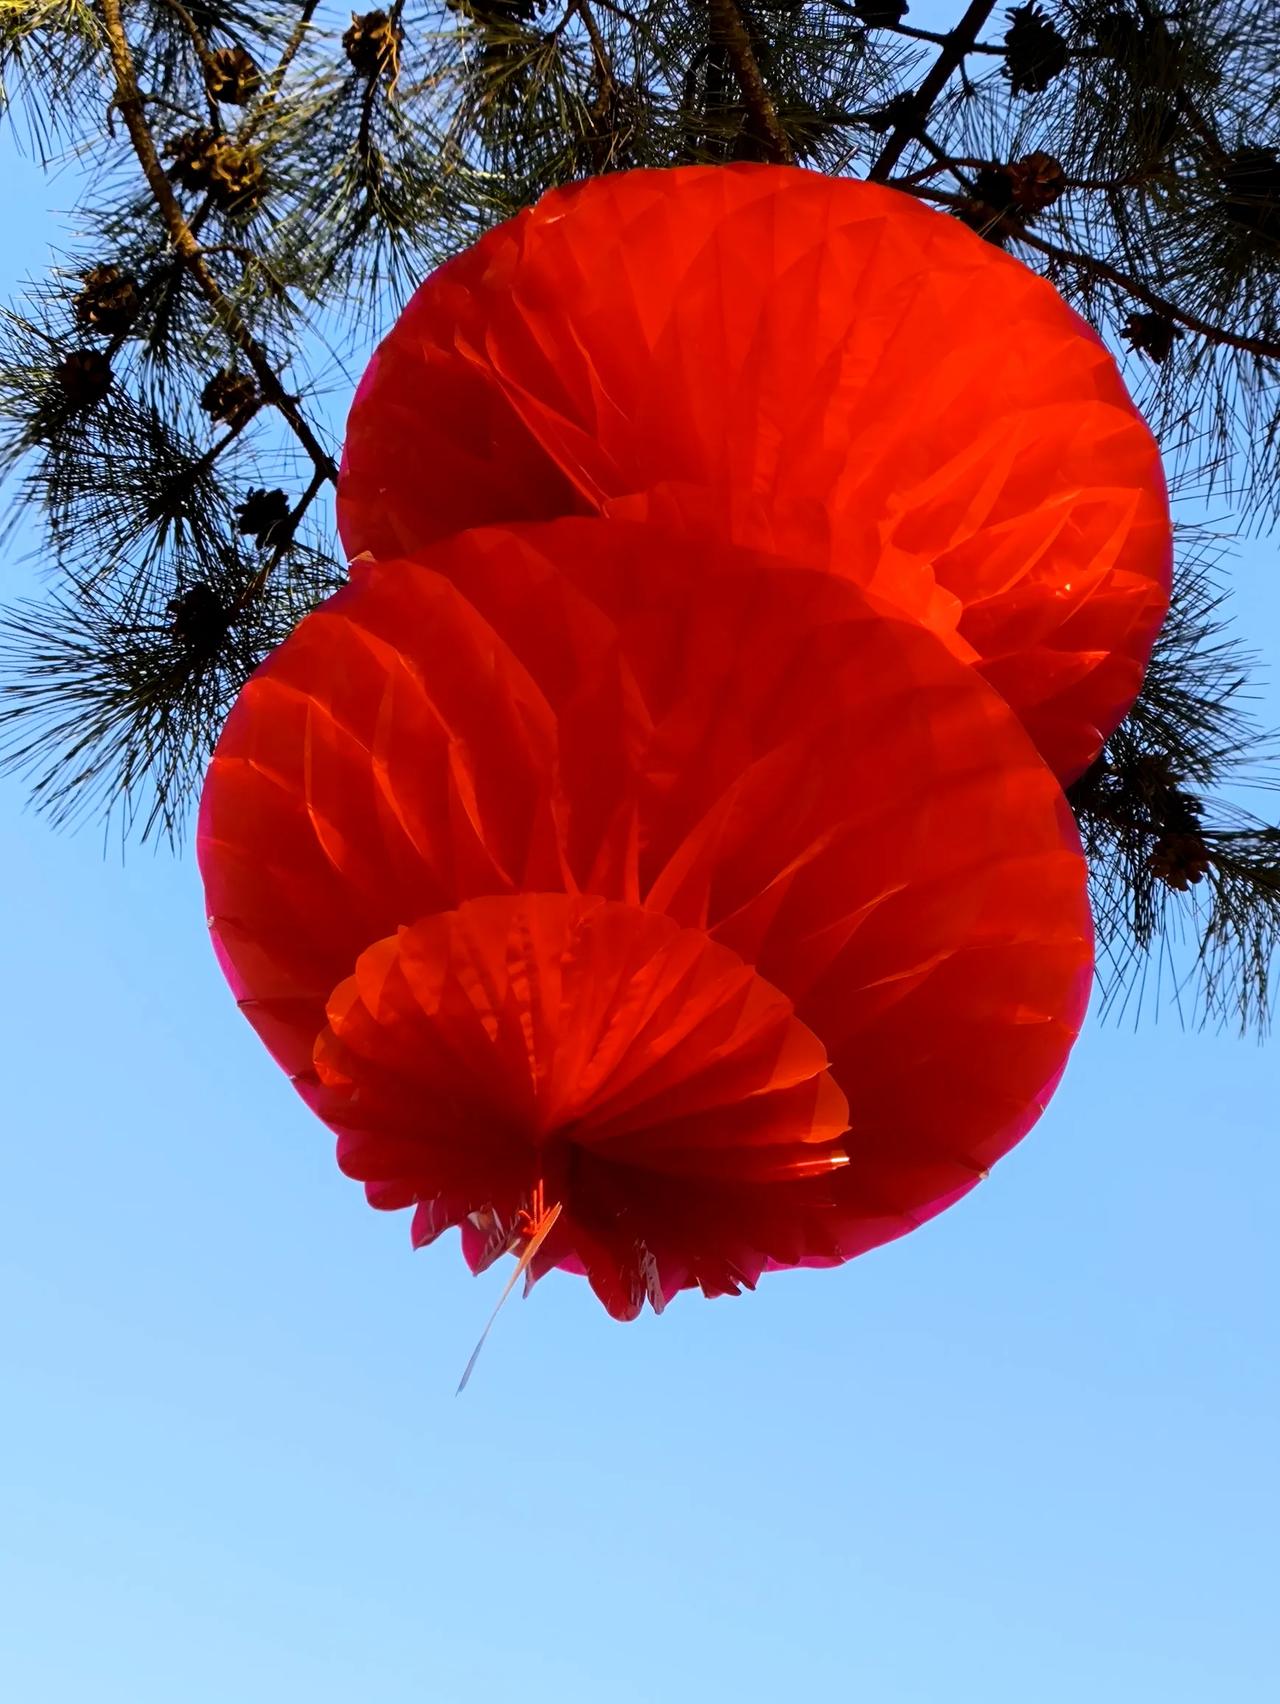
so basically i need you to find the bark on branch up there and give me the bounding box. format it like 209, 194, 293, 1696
901, 182, 1280, 364
706, 0, 796, 167
99, 0, 337, 484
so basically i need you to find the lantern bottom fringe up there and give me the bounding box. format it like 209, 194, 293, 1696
307, 891, 1022, 1322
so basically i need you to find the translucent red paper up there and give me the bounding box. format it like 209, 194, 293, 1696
338, 165, 1171, 784
199, 521, 1093, 1317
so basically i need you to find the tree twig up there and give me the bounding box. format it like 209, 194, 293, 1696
97, 0, 337, 484
899, 181, 1280, 363
900, 152, 1148, 194
868, 0, 996, 182
823, 3, 1006, 53
155, 0, 223, 127
571, 0, 620, 167
705, 0, 795, 166
354, 0, 404, 167
574, 0, 614, 93
236, 464, 330, 612
1131, 0, 1227, 167
244, 0, 325, 137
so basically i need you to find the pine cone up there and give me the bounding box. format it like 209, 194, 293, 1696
205, 46, 261, 106
1129, 756, 1204, 832
1003, 3, 1069, 96
343, 10, 403, 78
168, 583, 228, 652
958, 153, 1066, 238
73, 264, 141, 336
863, 90, 926, 136
1222, 146, 1280, 243
200, 369, 259, 429
56, 349, 112, 408
167, 128, 219, 193
1007, 150, 1067, 213
1122, 311, 1180, 364
167, 128, 265, 211
955, 167, 1021, 245
1129, 751, 1180, 806
1147, 831, 1211, 891
236, 486, 291, 547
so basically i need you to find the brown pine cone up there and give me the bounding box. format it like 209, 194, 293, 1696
168, 583, 228, 652
236, 487, 292, 547
851, 0, 907, 22
56, 349, 113, 408
343, 10, 403, 78
1003, 3, 1070, 96
1147, 831, 1211, 891
168, 128, 265, 212
200, 370, 259, 429
955, 167, 1022, 246
205, 46, 261, 107
1122, 311, 1181, 365
1222, 146, 1280, 242
1007, 151, 1067, 213
73, 265, 141, 336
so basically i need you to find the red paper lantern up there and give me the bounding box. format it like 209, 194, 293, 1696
199, 521, 1092, 1317
338, 164, 1171, 783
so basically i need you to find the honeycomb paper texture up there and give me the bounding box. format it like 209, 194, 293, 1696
338, 165, 1172, 784
199, 521, 1093, 1317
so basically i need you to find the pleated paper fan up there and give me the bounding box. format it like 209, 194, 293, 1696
316, 895, 853, 1320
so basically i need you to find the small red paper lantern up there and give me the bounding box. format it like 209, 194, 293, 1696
338, 164, 1171, 783
199, 521, 1092, 1317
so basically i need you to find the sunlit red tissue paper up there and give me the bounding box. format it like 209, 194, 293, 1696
199, 520, 1094, 1318
338, 163, 1171, 784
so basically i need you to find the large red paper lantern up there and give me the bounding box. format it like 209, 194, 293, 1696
338, 164, 1171, 783
199, 520, 1092, 1317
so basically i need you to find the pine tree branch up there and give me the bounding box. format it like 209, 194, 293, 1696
96, 0, 337, 484
900, 180, 1280, 363
356, 52, 385, 168
157, 0, 222, 126
347, 3, 406, 189
238, 463, 329, 611
573, 0, 614, 93
247, 0, 325, 133
867, 0, 996, 181
196, 243, 294, 301
1131, 0, 1227, 167
569, 0, 621, 167
1022, 229, 1280, 362
132, 89, 206, 125
705, 0, 796, 166
898, 154, 1146, 194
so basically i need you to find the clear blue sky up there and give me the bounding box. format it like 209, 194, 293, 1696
2, 81, 1277, 1704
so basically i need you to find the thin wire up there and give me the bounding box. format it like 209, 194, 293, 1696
456, 1200, 563, 1396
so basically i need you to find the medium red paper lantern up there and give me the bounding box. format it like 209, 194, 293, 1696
199, 520, 1092, 1318
338, 164, 1171, 783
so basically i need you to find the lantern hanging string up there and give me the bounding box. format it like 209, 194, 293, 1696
456, 1194, 563, 1395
